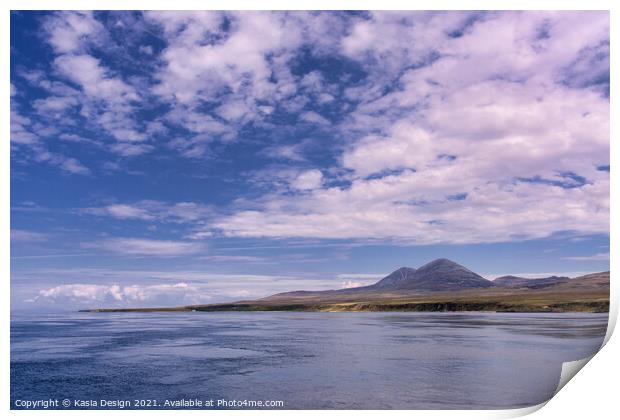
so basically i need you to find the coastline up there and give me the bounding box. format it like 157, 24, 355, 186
81, 270, 610, 314
80, 297, 609, 314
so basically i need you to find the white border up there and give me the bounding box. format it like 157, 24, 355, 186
3, 1, 616, 419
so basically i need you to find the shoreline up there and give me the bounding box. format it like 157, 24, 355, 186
80, 300, 610, 314
80, 271, 610, 314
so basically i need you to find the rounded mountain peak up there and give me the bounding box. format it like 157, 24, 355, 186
419, 258, 461, 268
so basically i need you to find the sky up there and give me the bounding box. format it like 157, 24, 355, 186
10, 11, 610, 311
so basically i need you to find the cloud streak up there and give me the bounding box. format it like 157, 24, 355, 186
86, 238, 204, 256
83, 201, 213, 223
563, 252, 610, 261
11, 230, 49, 243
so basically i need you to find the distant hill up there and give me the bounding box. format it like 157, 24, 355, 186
493, 275, 570, 287
361, 258, 494, 291
263, 258, 495, 302
81, 258, 610, 314
367, 266, 418, 290
548, 271, 609, 289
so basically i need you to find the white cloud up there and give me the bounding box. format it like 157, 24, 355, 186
211, 174, 608, 243
10, 108, 39, 145
143, 10, 315, 151
84, 200, 212, 223
300, 111, 330, 125
58, 133, 101, 147
44, 11, 103, 54
342, 123, 435, 177
291, 169, 323, 190
15, 267, 356, 308
208, 11, 609, 244
11, 103, 92, 174
87, 238, 204, 256
185, 230, 214, 240
341, 280, 365, 289
138, 45, 153, 55
215, 100, 252, 122
11, 230, 48, 243
101, 204, 155, 220
110, 143, 153, 157
200, 255, 267, 263
38, 283, 123, 302
148, 11, 295, 104
35, 11, 153, 159
59, 158, 90, 175
53, 54, 143, 150
264, 143, 308, 162
336, 273, 383, 284
33, 95, 79, 114
11, 121, 91, 175
54, 55, 138, 105
35, 282, 209, 307
11, 11, 609, 246
563, 252, 610, 261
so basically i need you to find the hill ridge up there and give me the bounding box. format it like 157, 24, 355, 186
266, 258, 495, 300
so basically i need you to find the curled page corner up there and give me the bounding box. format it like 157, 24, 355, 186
554, 354, 596, 396
602, 303, 617, 347
495, 401, 549, 419
551, 305, 616, 402
490, 351, 603, 420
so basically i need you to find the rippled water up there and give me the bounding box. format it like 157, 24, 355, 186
11, 311, 608, 409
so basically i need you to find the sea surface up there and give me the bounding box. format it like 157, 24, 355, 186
11, 311, 608, 410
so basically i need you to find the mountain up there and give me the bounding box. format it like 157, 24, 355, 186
550, 271, 609, 289
402, 258, 494, 290
83, 269, 610, 314
354, 258, 494, 292
365, 266, 418, 290
265, 258, 495, 301
493, 275, 570, 287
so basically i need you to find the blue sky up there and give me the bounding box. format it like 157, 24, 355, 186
10, 11, 609, 310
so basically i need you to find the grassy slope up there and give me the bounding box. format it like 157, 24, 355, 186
82, 272, 610, 313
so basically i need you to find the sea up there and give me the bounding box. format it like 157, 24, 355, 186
10, 311, 608, 410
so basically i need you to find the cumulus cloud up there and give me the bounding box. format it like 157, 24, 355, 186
147, 11, 295, 103
15, 268, 356, 308
207, 11, 609, 244
211, 175, 608, 244
11, 11, 153, 171
291, 169, 323, 190
11, 11, 609, 246
35, 282, 210, 307
53, 53, 144, 147
43, 11, 103, 54
342, 123, 435, 177
10, 11, 153, 164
